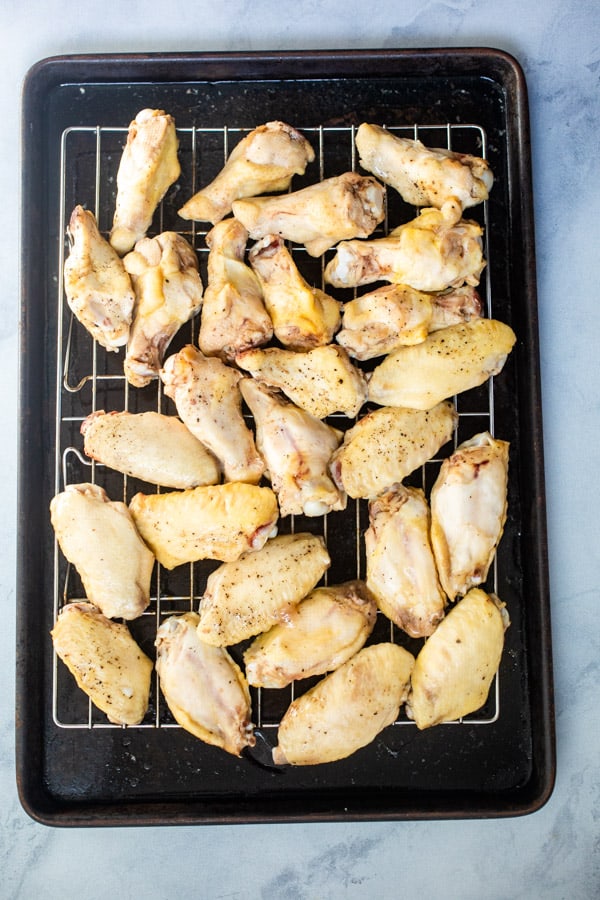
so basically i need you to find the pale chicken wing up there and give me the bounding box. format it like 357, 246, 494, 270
160, 344, 264, 484
63, 205, 135, 351
233, 171, 385, 257
110, 108, 180, 255
178, 120, 315, 224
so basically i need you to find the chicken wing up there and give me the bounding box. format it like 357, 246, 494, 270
155, 612, 255, 756
429, 285, 483, 331
63, 205, 135, 351
243, 580, 377, 689
236, 344, 367, 419
123, 232, 203, 387
178, 120, 315, 224
198, 219, 272, 361
430, 432, 510, 600
272, 643, 415, 765
50, 483, 155, 620
330, 402, 457, 500
197, 532, 330, 646
129, 482, 278, 569
110, 108, 180, 255
406, 588, 509, 729
81, 410, 220, 489
356, 123, 493, 223
367, 318, 517, 411
248, 235, 341, 350
365, 485, 445, 638
160, 344, 264, 484
240, 379, 346, 518
233, 171, 386, 257
51, 602, 153, 726
324, 207, 485, 292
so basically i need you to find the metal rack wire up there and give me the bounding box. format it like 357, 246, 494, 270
53, 121, 500, 733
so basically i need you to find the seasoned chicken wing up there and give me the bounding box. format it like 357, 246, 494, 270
240, 379, 346, 518
407, 588, 509, 729
233, 171, 386, 257
110, 108, 180, 255
365, 485, 445, 638
272, 643, 415, 765
330, 402, 457, 499
160, 345, 264, 484
367, 318, 517, 411
123, 232, 203, 387
178, 120, 315, 224
81, 410, 220, 489
430, 432, 510, 600
324, 207, 485, 292
244, 580, 377, 689
356, 123, 493, 223
198, 219, 272, 361
155, 612, 255, 756
50, 483, 155, 620
129, 482, 278, 570
197, 532, 330, 646
63, 205, 135, 351
236, 344, 367, 419
248, 235, 341, 350
51, 602, 153, 726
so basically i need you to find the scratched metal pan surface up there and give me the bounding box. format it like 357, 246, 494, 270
17, 49, 554, 825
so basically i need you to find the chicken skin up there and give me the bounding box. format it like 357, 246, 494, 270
178, 120, 315, 224
81, 410, 220, 490
236, 344, 367, 419
243, 580, 377, 689
110, 108, 180, 255
198, 219, 273, 361
272, 643, 415, 766
324, 207, 485, 292
248, 235, 341, 350
367, 318, 517, 411
407, 588, 509, 729
160, 345, 264, 484
356, 123, 493, 223
155, 612, 255, 756
365, 485, 445, 638
123, 232, 203, 387
63, 205, 135, 351
240, 379, 346, 518
51, 602, 153, 726
430, 432, 510, 600
330, 402, 457, 499
50, 483, 155, 620
197, 532, 331, 647
233, 171, 386, 257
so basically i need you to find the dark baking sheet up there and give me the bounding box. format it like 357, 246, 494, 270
17, 48, 554, 825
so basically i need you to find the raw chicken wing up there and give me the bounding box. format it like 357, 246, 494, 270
197, 532, 330, 646
63, 205, 135, 351
50, 483, 155, 620
248, 235, 341, 350
430, 432, 510, 600
110, 108, 180, 255
51, 602, 153, 725
123, 232, 203, 387
160, 344, 264, 484
365, 485, 445, 638
272, 643, 415, 765
178, 121, 314, 224
240, 379, 346, 518
244, 580, 377, 688
198, 219, 272, 361
155, 612, 255, 755
233, 171, 386, 257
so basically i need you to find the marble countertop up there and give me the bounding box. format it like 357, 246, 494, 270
2, 2, 599, 898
